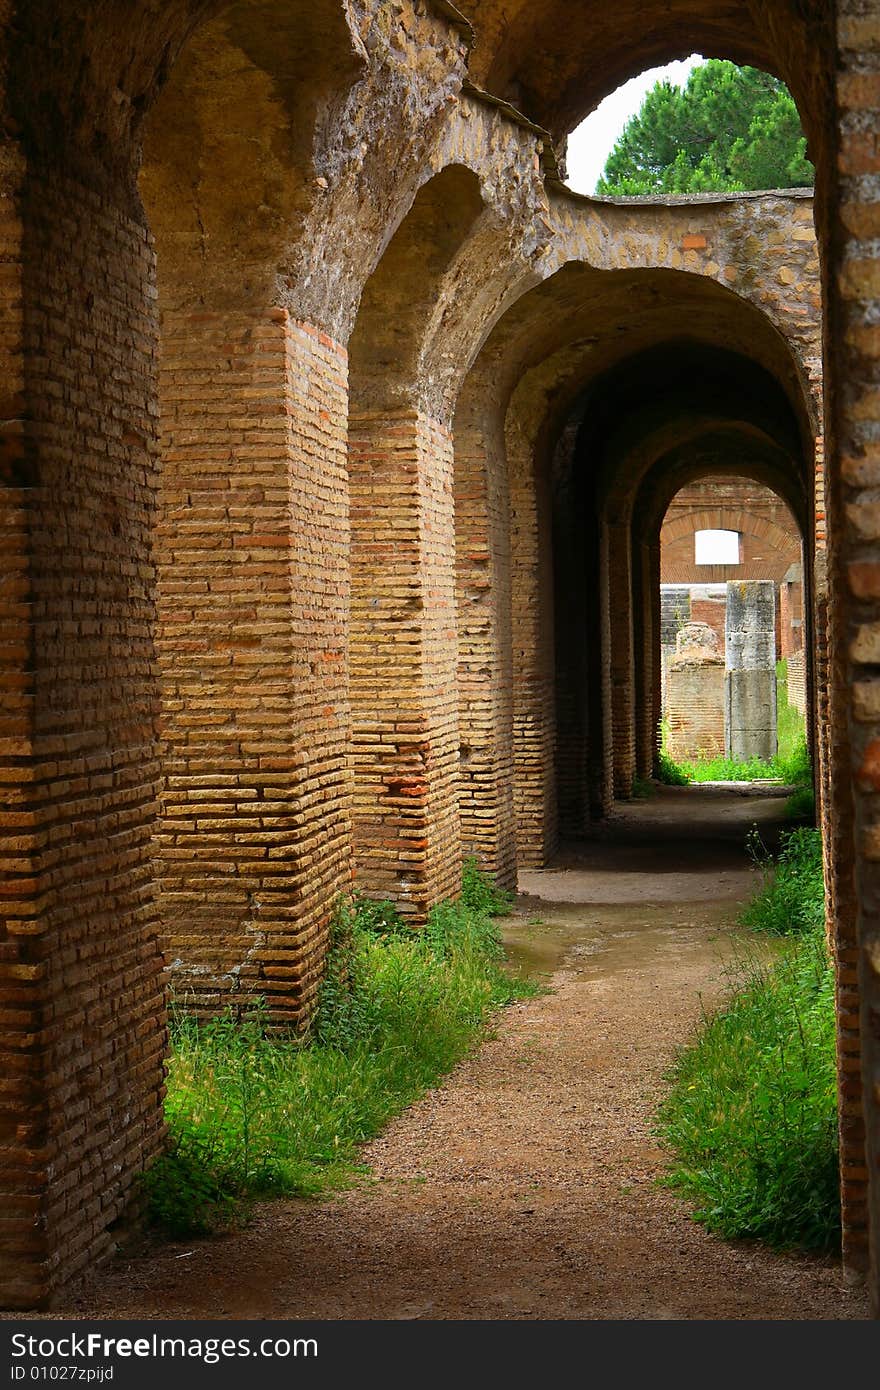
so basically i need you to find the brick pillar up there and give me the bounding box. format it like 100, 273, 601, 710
817, 587, 865, 1283
0, 154, 166, 1306
633, 538, 657, 781
454, 416, 516, 891
607, 518, 636, 796
597, 521, 616, 814
156, 311, 351, 1024
348, 410, 461, 921
830, 6, 880, 1298
510, 440, 558, 865
650, 541, 663, 776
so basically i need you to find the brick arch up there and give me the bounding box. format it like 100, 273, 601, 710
345, 165, 500, 919
451, 0, 828, 155
453, 271, 815, 871
5, 0, 880, 1319
662, 507, 798, 558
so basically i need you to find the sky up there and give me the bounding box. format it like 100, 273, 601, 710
565, 54, 704, 195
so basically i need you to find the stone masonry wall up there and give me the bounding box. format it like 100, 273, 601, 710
831, 0, 880, 1291
155, 312, 351, 1025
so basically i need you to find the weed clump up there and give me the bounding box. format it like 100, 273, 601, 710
657, 822, 838, 1252
740, 826, 825, 937
143, 863, 533, 1237
657, 750, 690, 785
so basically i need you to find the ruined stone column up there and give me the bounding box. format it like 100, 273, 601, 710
664, 623, 725, 762
724, 580, 777, 762
348, 410, 461, 921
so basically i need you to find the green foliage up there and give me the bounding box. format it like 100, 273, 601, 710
784, 785, 816, 822
631, 775, 657, 799
775, 737, 812, 788
599, 61, 813, 195
740, 826, 825, 938
775, 661, 813, 815
597, 61, 813, 196
460, 854, 513, 917
679, 752, 780, 782
657, 924, 839, 1251
144, 869, 535, 1237
659, 826, 837, 1251
657, 748, 690, 786
775, 660, 804, 768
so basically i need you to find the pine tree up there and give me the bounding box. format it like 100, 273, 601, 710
596, 61, 814, 196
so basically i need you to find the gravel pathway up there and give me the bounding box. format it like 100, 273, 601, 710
64, 789, 869, 1321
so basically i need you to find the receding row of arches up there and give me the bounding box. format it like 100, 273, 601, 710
1, 0, 878, 1315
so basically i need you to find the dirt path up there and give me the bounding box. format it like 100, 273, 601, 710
68, 788, 868, 1320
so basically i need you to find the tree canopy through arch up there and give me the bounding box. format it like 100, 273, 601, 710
597, 61, 814, 196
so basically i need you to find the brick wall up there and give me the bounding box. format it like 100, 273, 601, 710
348, 410, 461, 919
155, 311, 351, 1025
779, 575, 804, 658
0, 160, 166, 1307
509, 431, 558, 864
454, 409, 517, 890
660, 480, 802, 586
632, 538, 660, 780
786, 648, 807, 717
607, 520, 636, 796
690, 594, 727, 652
830, 0, 880, 1290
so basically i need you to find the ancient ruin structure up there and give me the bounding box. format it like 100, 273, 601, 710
2, 0, 880, 1314
665, 622, 726, 762
659, 479, 804, 747
660, 475, 804, 653
726, 579, 778, 761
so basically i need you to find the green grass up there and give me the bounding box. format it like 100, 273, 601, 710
740, 826, 825, 938
658, 661, 814, 809
776, 659, 804, 766
657, 748, 690, 786
657, 823, 839, 1252
679, 752, 781, 782
142, 860, 536, 1237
